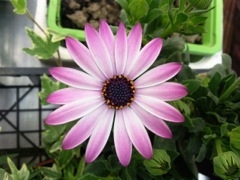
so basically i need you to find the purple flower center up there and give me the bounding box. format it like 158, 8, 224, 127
102, 75, 136, 110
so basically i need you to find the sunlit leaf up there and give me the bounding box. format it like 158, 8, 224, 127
23, 28, 60, 59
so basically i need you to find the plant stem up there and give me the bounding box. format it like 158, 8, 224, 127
160, 23, 173, 38
184, 3, 193, 13
56, 50, 62, 66
215, 139, 223, 155
219, 77, 240, 102
25, 9, 47, 36
25, 9, 62, 67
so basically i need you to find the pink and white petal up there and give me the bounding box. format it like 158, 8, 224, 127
114, 110, 132, 166
62, 105, 106, 149
135, 95, 184, 123
99, 20, 115, 74
85, 24, 113, 78
49, 67, 102, 90
85, 108, 114, 163
131, 102, 172, 138
124, 23, 142, 75
123, 107, 153, 159
137, 82, 188, 101
127, 38, 162, 80
135, 62, 182, 88
45, 97, 104, 125
115, 22, 127, 74
47, 88, 101, 105
66, 37, 105, 81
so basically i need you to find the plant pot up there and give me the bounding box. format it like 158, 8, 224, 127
47, 0, 85, 41
187, 0, 223, 55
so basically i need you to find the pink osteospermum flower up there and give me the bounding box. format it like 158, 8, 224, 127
45, 20, 188, 166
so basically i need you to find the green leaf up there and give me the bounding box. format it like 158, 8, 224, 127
177, 65, 196, 82
141, 9, 162, 23
190, 117, 205, 133
206, 112, 226, 123
10, 0, 27, 14
143, 149, 171, 176
229, 127, 240, 150
188, 0, 212, 10
59, 150, 76, 169
49, 136, 64, 153
84, 160, 111, 177
79, 174, 100, 180
220, 123, 229, 137
190, 16, 208, 25
23, 27, 60, 59
39, 164, 62, 179
175, 12, 188, 25
222, 54, 233, 74
160, 37, 185, 58
128, 0, 149, 23
153, 136, 176, 151
182, 79, 201, 95
195, 143, 207, 162
208, 72, 221, 95
0, 154, 18, 165
43, 124, 66, 144
181, 114, 194, 128
75, 156, 85, 178
0, 168, 13, 180
7, 157, 30, 180
115, 0, 129, 14
38, 74, 66, 105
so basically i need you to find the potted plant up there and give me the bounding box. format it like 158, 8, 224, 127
47, 0, 222, 56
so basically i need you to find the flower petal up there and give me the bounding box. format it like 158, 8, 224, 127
45, 98, 104, 125
66, 37, 105, 81
114, 110, 132, 166
47, 88, 101, 105
49, 67, 102, 90
85, 108, 114, 163
137, 82, 188, 101
124, 23, 142, 75
123, 107, 152, 159
131, 102, 172, 138
135, 95, 184, 123
135, 62, 182, 88
99, 20, 115, 74
128, 38, 162, 79
85, 24, 113, 78
115, 22, 127, 74
62, 105, 105, 149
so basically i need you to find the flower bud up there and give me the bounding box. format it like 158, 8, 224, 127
143, 149, 171, 176
213, 151, 240, 179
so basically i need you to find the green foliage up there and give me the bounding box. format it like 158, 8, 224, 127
118, 0, 213, 39
38, 74, 66, 105
10, 0, 27, 14
175, 54, 240, 179
128, 0, 149, 24
0, 158, 29, 180
23, 28, 60, 59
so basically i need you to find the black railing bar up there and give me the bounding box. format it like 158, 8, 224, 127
0, 130, 44, 134
0, 115, 38, 148
0, 87, 34, 121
